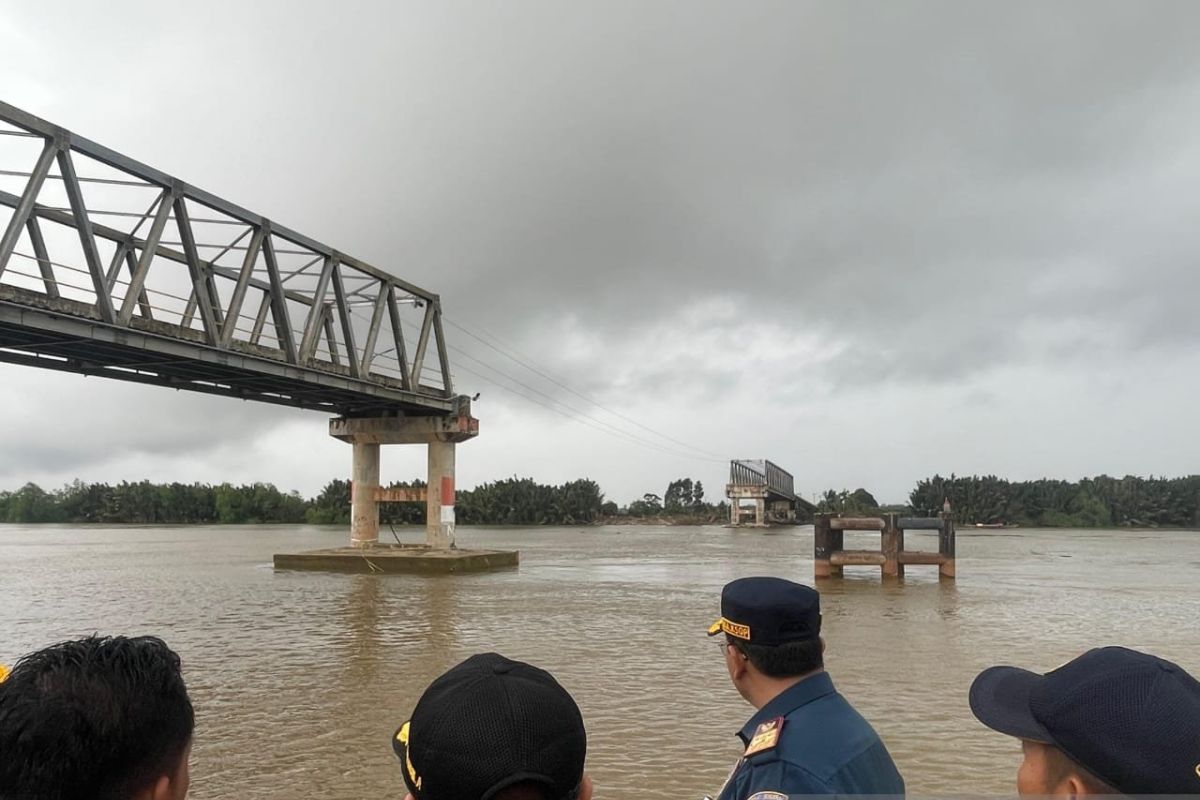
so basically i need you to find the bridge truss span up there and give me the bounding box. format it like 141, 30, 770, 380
726, 458, 816, 526
0, 101, 458, 416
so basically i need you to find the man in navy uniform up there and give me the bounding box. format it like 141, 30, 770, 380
708, 576, 904, 799
969, 646, 1200, 796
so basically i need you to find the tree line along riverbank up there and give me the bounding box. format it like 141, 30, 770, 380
0, 474, 1196, 528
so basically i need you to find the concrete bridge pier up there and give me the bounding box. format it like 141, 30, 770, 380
427, 439, 455, 549
333, 402, 478, 548
274, 399, 518, 573
351, 441, 382, 546
348, 436, 457, 548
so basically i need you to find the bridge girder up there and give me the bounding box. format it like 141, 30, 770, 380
0, 101, 460, 416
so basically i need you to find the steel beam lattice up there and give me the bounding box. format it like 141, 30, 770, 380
0, 101, 461, 416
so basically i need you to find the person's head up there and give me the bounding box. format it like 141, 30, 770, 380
707, 576, 824, 705
969, 645, 1200, 797
392, 653, 590, 800
0, 635, 194, 800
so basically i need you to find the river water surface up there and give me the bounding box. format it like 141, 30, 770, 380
1, 524, 1198, 799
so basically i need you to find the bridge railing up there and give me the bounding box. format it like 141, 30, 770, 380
0, 101, 453, 400
763, 460, 795, 499
729, 459, 767, 488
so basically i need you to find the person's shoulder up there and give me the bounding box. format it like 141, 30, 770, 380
736, 757, 832, 798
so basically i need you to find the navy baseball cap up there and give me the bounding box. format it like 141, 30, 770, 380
969, 646, 1200, 796
393, 653, 586, 800
707, 576, 821, 646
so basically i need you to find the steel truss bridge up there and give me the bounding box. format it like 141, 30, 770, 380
726, 459, 817, 525
0, 101, 462, 417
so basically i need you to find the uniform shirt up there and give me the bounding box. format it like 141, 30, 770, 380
716, 671, 905, 800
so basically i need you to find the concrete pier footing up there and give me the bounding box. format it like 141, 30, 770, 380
273, 544, 518, 574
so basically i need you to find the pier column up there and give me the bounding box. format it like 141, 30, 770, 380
881, 513, 902, 578
330, 400, 478, 550
754, 498, 765, 526
351, 442, 381, 546
814, 514, 833, 578
938, 512, 956, 578
427, 440, 456, 549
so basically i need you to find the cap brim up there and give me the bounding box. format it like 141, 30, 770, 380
392, 722, 421, 799
707, 618, 723, 637
968, 666, 1053, 743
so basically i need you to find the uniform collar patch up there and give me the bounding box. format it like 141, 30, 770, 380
743, 716, 784, 757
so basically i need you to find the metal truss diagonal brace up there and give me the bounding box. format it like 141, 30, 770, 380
220, 226, 264, 348
299, 255, 335, 363
387, 286, 412, 390
330, 258, 360, 378
410, 302, 434, 390
0, 138, 56, 279
56, 147, 116, 323
173, 195, 221, 345
24, 216, 58, 299
261, 227, 298, 363
359, 284, 388, 376
119, 190, 172, 325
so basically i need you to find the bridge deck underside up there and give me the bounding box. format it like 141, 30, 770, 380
0, 302, 452, 416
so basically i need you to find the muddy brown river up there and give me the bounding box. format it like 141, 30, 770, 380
1, 524, 1197, 799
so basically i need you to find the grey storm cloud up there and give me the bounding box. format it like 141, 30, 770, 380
322, 0, 1200, 389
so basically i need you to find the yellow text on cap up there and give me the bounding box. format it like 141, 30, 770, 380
709, 618, 751, 640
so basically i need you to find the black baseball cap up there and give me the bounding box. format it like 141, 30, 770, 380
969, 645, 1200, 796
392, 653, 587, 800
707, 576, 821, 646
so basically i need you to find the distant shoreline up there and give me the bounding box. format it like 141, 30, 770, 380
2, 519, 1197, 533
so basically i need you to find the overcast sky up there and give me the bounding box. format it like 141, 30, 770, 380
1, 1, 1197, 506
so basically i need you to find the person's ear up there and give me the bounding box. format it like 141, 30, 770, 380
820, 637, 826, 656
729, 646, 751, 680
578, 773, 594, 800
1064, 773, 1089, 799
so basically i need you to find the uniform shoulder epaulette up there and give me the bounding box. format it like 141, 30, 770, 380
743, 716, 785, 757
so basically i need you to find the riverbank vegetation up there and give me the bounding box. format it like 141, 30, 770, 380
0, 474, 1195, 528
908, 474, 1200, 528
0, 475, 728, 526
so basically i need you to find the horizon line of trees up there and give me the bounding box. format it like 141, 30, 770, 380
0, 476, 723, 526
908, 473, 1200, 528
1, 473, 1196, 528
816, 474, 1200, 528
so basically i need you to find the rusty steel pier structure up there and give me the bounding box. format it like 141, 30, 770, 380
814, 513, 955, 579
0, 101, 511, 571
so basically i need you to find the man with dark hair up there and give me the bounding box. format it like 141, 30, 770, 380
969, 645, 1200, 796
393, 652, 590, 800
0, 635, 194, 800
708, 577, 904, 799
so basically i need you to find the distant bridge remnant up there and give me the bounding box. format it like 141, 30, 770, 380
726, 459, 816, 527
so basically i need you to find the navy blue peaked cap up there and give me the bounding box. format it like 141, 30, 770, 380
707, 576, 821, 646
970, 645, 1200, 796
